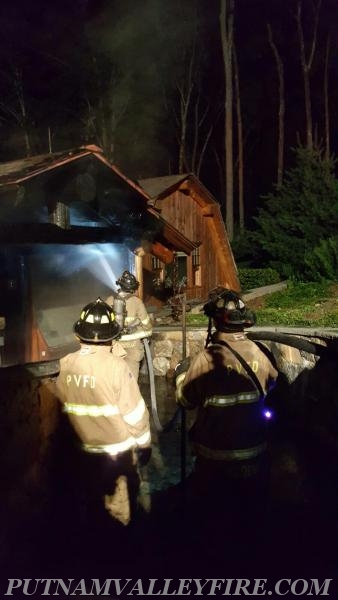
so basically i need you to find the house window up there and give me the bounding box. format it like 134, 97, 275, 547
192, 247, 201, 286
164, 252, 187, 292
192, 247, 200, 269
152, 256, 162, 271
152, 256, 164, 289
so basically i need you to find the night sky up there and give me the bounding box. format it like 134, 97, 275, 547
1, 0, 338, 222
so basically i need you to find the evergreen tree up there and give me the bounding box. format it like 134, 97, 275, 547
253, 146, 338, 281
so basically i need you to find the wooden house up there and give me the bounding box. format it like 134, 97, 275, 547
139, 173, 240, 304
0, 146, 195, 368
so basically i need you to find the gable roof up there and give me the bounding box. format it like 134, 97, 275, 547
139, 174, 189, 201
139, 173, 238, 283
0, 146, 196, 256
139, 172, 228, 234
0, 144, 147, 196
139, 172, 221, 207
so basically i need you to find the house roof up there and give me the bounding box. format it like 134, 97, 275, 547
139, 172, 220, 207
0, 144, 147, 197
149, 207, 198, 255
139, 174, 189, 201
0, 146, 196, 255
139, 172, 238, 278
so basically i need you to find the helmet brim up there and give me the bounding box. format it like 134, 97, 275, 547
73, 320, 121, 342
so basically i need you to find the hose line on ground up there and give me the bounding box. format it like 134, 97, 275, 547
143, 338, 180, 433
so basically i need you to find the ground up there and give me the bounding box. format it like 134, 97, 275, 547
1, 375, 337, 596
246, 282, 338, 317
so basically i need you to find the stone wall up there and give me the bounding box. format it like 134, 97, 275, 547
147, 329, 206, 376
146, 327, 329, 379
0, 367, 60, 562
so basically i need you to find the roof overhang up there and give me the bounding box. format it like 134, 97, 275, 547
0, 146, 197, 255
147, 207, 199, 255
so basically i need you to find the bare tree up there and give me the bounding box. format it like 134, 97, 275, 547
191, 94, 215, 178
176, 46, 196, 174
233, 44, 244, 231
171, 37, 215, 178
324, 34, 330, 160
267, 23, 285, 188
0, 66, 32, 156
214, 146, 225, 202
82, 58, 130, 161
219, 0, 235, 240
295, 0, 322, 150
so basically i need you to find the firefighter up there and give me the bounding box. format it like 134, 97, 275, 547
54, 297, 152, 529
175, 287, 279, 552
106, 270, 152, 380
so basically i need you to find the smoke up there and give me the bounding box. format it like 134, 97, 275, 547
83, 0, 200, 175
50, 244, 121, 288
27, 242, 134, 307
1, 241, 138, 355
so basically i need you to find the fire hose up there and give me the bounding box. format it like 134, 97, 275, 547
112, 293, 182, 434
143, 293, 188, 485
143, 337, 180, 434
246, 330, 326, 356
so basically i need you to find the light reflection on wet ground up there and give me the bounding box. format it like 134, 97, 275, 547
138, 374, 195, 496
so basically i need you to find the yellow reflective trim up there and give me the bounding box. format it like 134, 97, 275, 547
63, 403, 119, 417
83, 430, 151, 456
204, 392, 259, 407
123, 399, 146, 426
83, 436, 136, 455
120, 330, 151, 341
135, 430, 151, 446
176, 373, 187, 388
120, 339, 137, 346
193, 442, 267, 461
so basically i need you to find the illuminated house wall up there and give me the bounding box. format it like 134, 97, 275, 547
0, 146, 195, 368
31, 243, 133, 363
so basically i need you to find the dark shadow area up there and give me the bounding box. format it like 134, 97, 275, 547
0, 351, 338, 595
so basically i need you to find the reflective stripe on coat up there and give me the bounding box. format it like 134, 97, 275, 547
56, 344, 151, 456
180, 331, 278, 462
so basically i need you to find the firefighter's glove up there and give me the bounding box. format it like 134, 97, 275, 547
174, 357, 191, 404
136, 446, 152, 467
127, 318, 141, 332
174, 357, 191, 381
123, 322, 139, 335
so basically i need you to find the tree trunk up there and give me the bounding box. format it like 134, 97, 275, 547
267, 23, 285, 188
14, 68, 32, 157
177, 49, 195, 174
324, 35, 330, 160
233, 44, 244, 231
219, 0, 234, 241
295, 0, 321, 151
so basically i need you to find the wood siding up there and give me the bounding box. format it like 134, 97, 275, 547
154, 188, 239, 302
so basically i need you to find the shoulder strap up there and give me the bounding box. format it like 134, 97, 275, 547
215, 339, 265, 398
252, 340, 278, 371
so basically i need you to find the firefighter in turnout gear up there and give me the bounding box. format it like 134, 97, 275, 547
106, 270, 152, 380
55, 297, 151, 528
175, 288, 278, 551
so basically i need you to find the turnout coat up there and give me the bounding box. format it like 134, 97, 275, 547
178, 331, 278, 465
106, 292, 152, 380
56, 343, 151, 456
